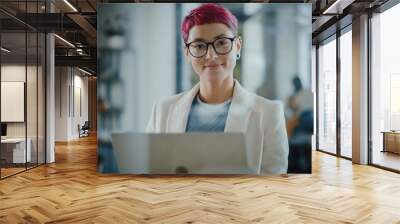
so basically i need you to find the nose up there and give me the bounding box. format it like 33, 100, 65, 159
205, 44, 218, 59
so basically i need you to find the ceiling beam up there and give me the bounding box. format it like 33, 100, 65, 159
322, 0, 356, 14
55, 55, 96, 73
67, 13, 97, 43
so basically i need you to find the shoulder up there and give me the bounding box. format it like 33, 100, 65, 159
242, 89, 283, 114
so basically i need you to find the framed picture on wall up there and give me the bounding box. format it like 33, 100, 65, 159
1, 81, 25, 122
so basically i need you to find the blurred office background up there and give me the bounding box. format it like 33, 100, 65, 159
97, 3, 313, 173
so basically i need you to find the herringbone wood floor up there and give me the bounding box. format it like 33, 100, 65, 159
1, 134, 400, 224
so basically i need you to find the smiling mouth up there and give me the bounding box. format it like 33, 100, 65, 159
205, 64, 223, 68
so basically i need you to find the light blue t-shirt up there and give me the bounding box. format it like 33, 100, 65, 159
185, 94, 232, 132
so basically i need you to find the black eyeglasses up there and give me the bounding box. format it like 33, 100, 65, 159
185, 36, 237, 58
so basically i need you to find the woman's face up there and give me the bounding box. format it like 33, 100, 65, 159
185, 23, 241, 82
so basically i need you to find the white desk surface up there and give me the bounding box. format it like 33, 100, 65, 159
1, 138, 32, 163
1, 138, 29, 143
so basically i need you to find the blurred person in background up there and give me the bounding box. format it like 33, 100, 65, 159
146, 3, 289, 174
286, 76, 313, 173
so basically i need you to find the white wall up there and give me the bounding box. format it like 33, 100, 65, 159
55, 67, 68, 141
1, 66, 26, 133
1, 65, 38, 137
55, 67, 89, 141
1, 64, 46, 163
72, 73, 89, 137
1, 65, 26, 81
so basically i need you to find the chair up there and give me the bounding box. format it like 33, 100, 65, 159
78, 121, 90, 138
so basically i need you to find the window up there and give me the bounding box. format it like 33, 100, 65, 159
339, 28, 352, 158
317, 36, 337, 154
371, 2, 400, 171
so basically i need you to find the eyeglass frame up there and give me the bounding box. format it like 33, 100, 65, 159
185, 36, 238, 58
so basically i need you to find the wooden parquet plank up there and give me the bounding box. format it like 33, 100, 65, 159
1, 134, 400, 223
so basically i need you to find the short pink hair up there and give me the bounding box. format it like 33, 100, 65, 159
181, 3, 238, 43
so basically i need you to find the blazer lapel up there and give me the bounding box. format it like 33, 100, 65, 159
167, 83, 200, 132
226, 81, 263, 173
224, 80, 255, 133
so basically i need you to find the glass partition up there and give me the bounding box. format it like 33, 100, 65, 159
0, 1, 46, 179
1, 31, 28, 177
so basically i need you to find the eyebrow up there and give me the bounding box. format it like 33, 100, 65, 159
190, 34, 231, 42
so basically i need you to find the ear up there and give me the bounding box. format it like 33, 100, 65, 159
183, 46, 191, 63
235, 36, 242, 54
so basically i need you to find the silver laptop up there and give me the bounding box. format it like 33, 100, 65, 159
111, 132, 261, 174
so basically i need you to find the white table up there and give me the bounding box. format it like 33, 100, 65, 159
1, 138, 32, 163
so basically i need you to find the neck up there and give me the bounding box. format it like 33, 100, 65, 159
198, 76, 235, 104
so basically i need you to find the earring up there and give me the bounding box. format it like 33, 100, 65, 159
236, 53, 241, 60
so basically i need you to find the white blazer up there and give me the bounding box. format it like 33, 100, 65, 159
146, 80, 289, 174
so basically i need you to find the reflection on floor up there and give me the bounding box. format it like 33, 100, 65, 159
373, 150, 400, 171
340, 147, 352, 158
0, 167, 25, 178
0, 163, 42, 178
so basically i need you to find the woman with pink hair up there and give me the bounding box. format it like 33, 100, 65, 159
147, 3, 289, 174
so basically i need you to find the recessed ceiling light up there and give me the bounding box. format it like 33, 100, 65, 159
322, 0, 353, 15
78, 67, 92, 76
54, 34, 75, 48
1, 47, 11, 53
63, 0, 78, 12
